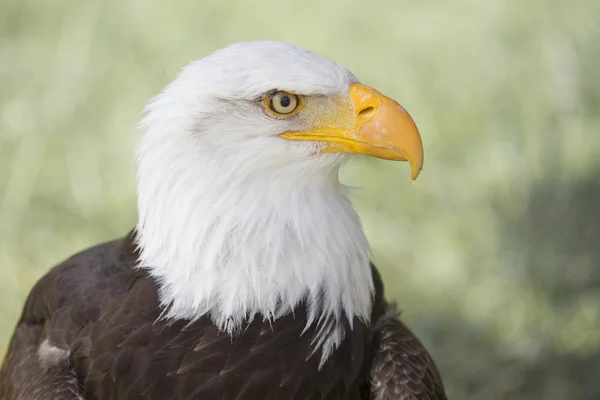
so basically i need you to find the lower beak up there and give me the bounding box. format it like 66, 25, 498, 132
281, 83, 424, 180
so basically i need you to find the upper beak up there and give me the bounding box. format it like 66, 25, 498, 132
281, 83, 424, 180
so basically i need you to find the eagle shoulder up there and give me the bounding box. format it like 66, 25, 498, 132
369, 305, 447, 400
0, 233, 138, 399
368, 265, 447, 400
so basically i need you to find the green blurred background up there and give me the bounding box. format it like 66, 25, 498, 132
1, 0, 599, 398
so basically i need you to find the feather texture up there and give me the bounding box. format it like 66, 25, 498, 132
370, 305, 447, 400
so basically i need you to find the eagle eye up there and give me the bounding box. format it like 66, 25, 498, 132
265, 91, 301, 117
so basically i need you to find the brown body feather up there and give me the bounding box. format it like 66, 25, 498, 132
0, 232, 446, 399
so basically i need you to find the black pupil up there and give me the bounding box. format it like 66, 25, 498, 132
280, 95, 291, 108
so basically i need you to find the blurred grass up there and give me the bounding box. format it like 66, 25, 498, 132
1, 0, 600, 398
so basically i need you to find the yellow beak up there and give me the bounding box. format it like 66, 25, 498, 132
280, 83, 424, 180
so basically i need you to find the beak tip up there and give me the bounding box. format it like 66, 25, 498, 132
410, 161, 423, 180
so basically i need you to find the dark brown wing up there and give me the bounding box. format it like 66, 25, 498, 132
0, 324, 83, 400
0, 232, 139, 399
369, 304, 447, 400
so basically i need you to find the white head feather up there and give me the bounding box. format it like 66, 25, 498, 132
135, 41, 374, 362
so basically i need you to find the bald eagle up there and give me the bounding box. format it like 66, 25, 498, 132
0, 41, 445, 400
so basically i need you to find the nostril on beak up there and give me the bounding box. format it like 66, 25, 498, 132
358, 106, 376, 119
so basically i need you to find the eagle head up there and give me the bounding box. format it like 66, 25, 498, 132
134, 41, 423, 362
